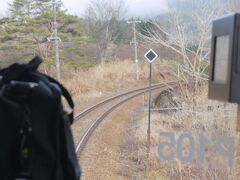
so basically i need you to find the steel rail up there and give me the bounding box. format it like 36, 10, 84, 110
74, 82, 175, 122
75, 82, 176, 153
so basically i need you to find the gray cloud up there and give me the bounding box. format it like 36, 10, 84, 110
1, 0, 167, 18
127, 0, 167, 18
62, 0, 167, 17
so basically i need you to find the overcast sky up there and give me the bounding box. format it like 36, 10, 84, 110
1, 0, 167, 18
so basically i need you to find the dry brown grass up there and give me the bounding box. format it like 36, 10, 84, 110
40, 59, 176, 106
128, 83, 240, 180
40, 60, 146, 106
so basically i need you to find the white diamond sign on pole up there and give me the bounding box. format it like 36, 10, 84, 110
144, 48, 158, 158
144, 49, 158, 63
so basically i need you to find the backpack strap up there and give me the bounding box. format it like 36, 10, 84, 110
1, 56, 42, 83
45, 75, 75, 124
18, 103, 32, 179
26, 56, 42, 70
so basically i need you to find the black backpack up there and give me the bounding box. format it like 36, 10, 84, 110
0, 56, 81, 180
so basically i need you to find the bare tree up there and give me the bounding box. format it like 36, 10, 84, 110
228, 0, 240, 12
83, 0, 127, 63
138, 0, 225, 98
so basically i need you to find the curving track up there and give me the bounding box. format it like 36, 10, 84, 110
73, 82, 176, 154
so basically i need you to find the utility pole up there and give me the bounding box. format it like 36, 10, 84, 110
147, 62, 152, 157
52, 0, 61, 82
127, 19, 141, 80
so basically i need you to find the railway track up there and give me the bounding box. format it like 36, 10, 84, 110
73, 81, 176, 154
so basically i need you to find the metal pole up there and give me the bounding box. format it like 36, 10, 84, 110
53, 0, 61, 82
147, 63, 152, 157
133, 22, 139, 80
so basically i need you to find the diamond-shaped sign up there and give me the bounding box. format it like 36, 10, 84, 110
144, 49, 158, 63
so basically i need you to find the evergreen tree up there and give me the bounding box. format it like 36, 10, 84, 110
8, 0, 30, 20
0, 0, 87, 64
